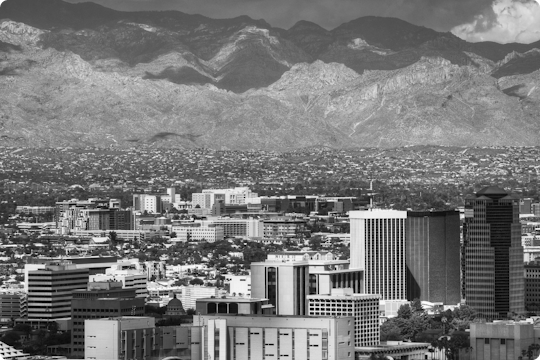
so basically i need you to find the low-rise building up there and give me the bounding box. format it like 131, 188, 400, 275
194, 314, 355, 360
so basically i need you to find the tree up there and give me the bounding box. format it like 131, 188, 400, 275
190, 278, 204, 286
380, 320, 403, 341
432, 332, 471, 360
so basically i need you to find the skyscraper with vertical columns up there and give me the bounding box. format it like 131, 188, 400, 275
463, 186, 524, 319
349, 210, 407, 300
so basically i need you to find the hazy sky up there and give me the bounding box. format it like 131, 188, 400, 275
63, 0, 540, 43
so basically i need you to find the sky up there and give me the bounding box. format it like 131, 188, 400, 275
61, 0, 540, 44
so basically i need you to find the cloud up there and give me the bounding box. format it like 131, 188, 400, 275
452, 0, 540, 43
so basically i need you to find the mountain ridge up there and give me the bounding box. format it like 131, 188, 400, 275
0, 0, 539, 150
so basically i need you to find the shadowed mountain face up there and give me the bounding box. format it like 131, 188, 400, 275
0, 0, 540, 149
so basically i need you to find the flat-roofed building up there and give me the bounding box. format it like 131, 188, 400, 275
470, 321, 536, 360
71, 282, 144, 356
350, 210, 407, 300
194, 314, 355, 360
307, 289, 380, 347
85, 317, 203, 360
26, 263, 89, 320
196, 296, 274, 315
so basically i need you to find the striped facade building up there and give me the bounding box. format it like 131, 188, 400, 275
350, 210, 407, 300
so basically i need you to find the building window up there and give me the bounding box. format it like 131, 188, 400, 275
485, 339, 490, 344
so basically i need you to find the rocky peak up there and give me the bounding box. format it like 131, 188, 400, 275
268, 60, 359, 92
0, 20, 46, 47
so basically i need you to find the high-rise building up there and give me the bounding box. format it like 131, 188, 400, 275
463, 186, 525, 319
307, 289, 380, 347
349, 210, 407, 300
26, 263, 89, 320
194, 314, 355, 360
406, 210, 461, 304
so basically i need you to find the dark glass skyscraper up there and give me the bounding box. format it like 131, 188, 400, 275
463, 186, 524, 319
406, 210, 461, 304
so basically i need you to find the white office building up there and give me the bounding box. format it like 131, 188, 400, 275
349, 209, 407, 300
307, 289, 380, 347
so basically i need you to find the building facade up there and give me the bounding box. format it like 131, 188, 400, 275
463, 186, 525, 319
251, 261, 309, 316
470, 321, 536, 360
350, 210, 407, 300
307, 289, 380, 347
71, 285, 144, 356
406, 210, 461, 304
26, 263, 89, 320
194, 314, 355, 360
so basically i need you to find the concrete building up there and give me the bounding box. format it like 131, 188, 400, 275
470, 321, 536, 360
194, 314, 355, 360
192, 187, 258, 209
179, 285, 219, 311
132, 194, 162, 214
262, 219, 306, 239
307, 289, 380, 347
267, 251, 336, 262
0, 293, 25, 323
205, 218, 262, 238
196, 296, 274, 315
71, 282, 144, 356
463, 186, 525, 319
90, 268, 147, 299
84, 317, 156, 360
26, 263, 89, 320
350, 209, 407, 300
251, 260, 309, 316
85, 317, 203, 360
251, 256, 362, 316
225, 274, 251, 297
56, 198, 131, 235
406, 210, 461, 304
525, 261, 540, 312
172, 224, 225, 242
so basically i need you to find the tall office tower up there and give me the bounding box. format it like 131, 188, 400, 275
27, 263, 89, 320
307, 289, 380, 347
250, 261, 309, 316
463, 186, 524, 319
350, 210, 407, 300
406, 210, 461, 304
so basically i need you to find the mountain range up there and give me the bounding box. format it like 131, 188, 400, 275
0, 0, 539, 149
